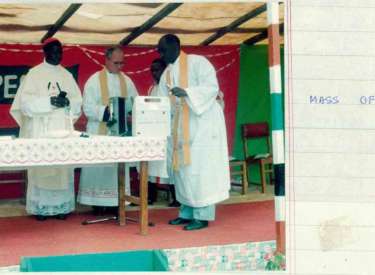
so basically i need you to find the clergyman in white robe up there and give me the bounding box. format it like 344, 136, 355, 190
10, 60, 82, 217
77, 69, 138, 207
159, 53, 231, 222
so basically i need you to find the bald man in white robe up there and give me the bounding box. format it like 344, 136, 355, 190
77, 46, 138, 215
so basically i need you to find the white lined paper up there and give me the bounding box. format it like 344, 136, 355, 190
286, 0, 375, 274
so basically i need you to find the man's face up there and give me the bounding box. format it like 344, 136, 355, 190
157, 39, 179, 65
106, 49, 124, 73
150, 62, 165, 83
44, 43, 62, 65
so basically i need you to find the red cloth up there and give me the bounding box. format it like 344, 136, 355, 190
42, 37, 60, 47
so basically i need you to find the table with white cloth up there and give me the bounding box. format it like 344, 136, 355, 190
0, 136, 166, 235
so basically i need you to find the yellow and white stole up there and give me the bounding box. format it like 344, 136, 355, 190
167, 52, 191, 171
98, 68, 128, 135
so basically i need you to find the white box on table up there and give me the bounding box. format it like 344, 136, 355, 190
132, 96, 170, 137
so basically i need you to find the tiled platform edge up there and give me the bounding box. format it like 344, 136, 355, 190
163, 240, 276, 271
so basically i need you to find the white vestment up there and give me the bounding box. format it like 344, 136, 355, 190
147, 84, 170, 184
158, 54, 230, 207
77, 70, 138, 206
10, 60, 82, 216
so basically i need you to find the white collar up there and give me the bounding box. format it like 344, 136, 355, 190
43, 59, 60, 70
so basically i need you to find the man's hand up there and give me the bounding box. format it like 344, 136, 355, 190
102, 106, 110, 122
106, 118, 117, 128
170, 87, 187, 97
58, 91, 67, 98
103, 106, 117, 127
50, 96, 69, 108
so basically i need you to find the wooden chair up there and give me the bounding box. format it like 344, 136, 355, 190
229, 159, 248, 195
242, 122, 273, 193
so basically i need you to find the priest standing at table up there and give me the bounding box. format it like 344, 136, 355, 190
77, 45, 138, 215
10, 38, 82, 221
157, 34, 230, 230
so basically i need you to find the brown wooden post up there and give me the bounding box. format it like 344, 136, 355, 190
118, 162, 126, 226
139, 161, 148, 235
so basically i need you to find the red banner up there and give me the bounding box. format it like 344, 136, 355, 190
0, 44, 239, 152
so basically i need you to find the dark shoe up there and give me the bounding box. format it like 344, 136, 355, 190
183, 219, 208, 231
55, 214, 67, 220
168, 217, 191, 225
35, 215, 47, 221
168, 200, 181, 207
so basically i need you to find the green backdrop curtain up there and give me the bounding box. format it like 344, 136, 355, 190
232, 44, 284, 184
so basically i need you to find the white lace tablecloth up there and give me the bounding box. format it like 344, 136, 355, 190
0, 136, 166, 169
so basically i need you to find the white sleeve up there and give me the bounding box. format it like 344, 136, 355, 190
185, 56, 218, 116
125, 75, 139, 98
19, 73, 53, 117
125, 75, 139, 113
66, 73, 82, 120
83, 74, 106, 122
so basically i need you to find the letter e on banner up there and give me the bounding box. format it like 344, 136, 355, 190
0, 65, 30, 104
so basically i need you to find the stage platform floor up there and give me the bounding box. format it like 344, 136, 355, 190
0, 184, 276, 269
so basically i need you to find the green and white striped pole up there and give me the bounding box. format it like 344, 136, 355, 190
267, 0, 285, 253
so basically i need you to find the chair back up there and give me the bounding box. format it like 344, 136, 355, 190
242, 122, 269, 139
241, 122, 271, 158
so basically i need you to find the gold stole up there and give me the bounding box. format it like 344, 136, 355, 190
98, 68, 128, 135
167, 52, 191, 171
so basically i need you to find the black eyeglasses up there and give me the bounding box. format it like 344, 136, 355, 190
112, 61, 124, 66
